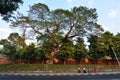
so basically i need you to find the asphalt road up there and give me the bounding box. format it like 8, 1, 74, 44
0, 74, 120, 80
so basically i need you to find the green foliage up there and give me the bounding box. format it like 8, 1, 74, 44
7, 33, 26, 49
0, 64, 119, 72
0, 39, 10, 45
56, 39, 75, 61
101, 31, 114, 58
87, 31, 120, 60
41, 39, 54, 58
11, 3, 103, 40
37, 47, 46, 60
17, 48, 26, 59
23, 43, 37, 60
112, 33, 120, 59
74, 38, 88, 60
3, 3, 120, 62
0, 33, 26, 62
0, 39, 17, 60
1, 44, 16, 60
10, 3, 104, 62
0, 0, 23, 21
88, 35, 107, 59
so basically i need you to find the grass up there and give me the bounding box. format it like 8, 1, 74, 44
0, 64, 120, 72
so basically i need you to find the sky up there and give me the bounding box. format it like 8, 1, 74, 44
0, 0, 120, 40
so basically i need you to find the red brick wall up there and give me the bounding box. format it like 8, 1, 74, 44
0, 58, 119, 65
0, 58, 12, 64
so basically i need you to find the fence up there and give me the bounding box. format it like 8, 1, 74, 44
0, 58, 119, 65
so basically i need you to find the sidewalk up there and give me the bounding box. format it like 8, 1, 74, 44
0, 69, 120, 76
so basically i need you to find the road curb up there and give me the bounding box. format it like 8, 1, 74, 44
0, 72, 120, 76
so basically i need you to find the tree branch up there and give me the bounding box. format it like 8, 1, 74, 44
46, 26, 55, 36
31, 27, 43, 35
65, 25, 74, 39
53, 22, 62, 33
67, 33, 80, 38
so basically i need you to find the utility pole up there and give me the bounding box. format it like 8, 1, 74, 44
111, 46, 120, 66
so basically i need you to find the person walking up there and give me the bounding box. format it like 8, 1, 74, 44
83, 67, 87, 73
78, 67, 81, 73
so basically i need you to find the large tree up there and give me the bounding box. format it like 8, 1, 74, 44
0, 32, 26, 63
111, 33, 120, 59
8, 32, 26, 48
23, 43, 38, 64
0, 0, 23, 21
88, 35, 107, 59
0, 39, 17, 63
74, 38, 88, 63
56, 39, 75, 64
101, 31, 114, 59
11, 3, 104, 64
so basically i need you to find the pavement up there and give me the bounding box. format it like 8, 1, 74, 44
0, 69, 120, 76
0, 73, 120, 80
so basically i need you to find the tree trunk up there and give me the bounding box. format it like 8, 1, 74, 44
64, 60, 66, 65
49, 56, 54, 64
19, 58, 21, 64
42, 59, 44, 64
28, 59, 30, 64
79, 59, 81, 64
49, 47, 58, 64
13, 59, 16, 64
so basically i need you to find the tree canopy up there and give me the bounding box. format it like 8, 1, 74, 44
1, 3, 120, 64
0, 0, 23, 21
11, 3, 104, 46
10, 3, 104, 64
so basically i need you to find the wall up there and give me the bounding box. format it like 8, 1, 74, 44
0, 58, 119, 65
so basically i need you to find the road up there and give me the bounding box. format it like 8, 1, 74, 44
0, 74, 120, 80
